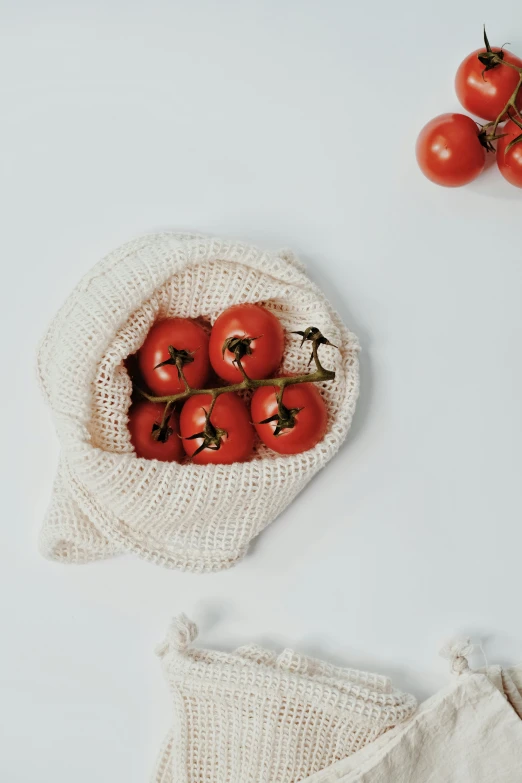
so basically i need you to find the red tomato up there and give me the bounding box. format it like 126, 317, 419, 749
496, 118, 522, 187
416, 114, 485, 187
128, 401, 184, 462
180, 392, 254, 464
138, 318, 210, 396
209, 304, 284, 383
251, 383, 328, 455
455, 48, 522, 122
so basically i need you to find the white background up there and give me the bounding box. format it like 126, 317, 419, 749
2, 1, 522, 780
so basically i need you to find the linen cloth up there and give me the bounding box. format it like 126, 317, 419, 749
304, 662, 522, 782
37, 233, 359, 572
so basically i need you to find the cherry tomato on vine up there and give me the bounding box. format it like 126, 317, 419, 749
496, 118, 522, 187
180, 392, 254, 465
209, 304, 284, 383
416, 114, 485, 187
128, 401, 184, 462
455, 47, 522, 122
139, 318, 210, 396
251, 383, 328, 455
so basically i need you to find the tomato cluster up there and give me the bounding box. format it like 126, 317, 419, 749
127, 304, 330, 464
416, 29, 522, 189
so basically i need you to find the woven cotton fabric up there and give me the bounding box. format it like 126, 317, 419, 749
38, 233, 359, 572
153, 615, 417, 783
305, 662, 522, 783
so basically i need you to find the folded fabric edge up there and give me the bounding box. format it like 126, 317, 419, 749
38, 518, 124, 563
39, 462, 125, 563
43, 463, 250, 570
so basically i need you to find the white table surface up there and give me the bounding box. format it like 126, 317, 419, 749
2, 2, 521, 780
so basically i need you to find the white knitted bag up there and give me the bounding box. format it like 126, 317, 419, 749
38, 233, 360, 571
153, 615, 417, 782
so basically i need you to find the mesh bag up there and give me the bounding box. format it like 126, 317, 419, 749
38, 233, 359, 571
153, 615, 417, 782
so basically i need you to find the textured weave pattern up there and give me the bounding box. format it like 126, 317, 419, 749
38, 234, 360, 571
153, 615, 417, 782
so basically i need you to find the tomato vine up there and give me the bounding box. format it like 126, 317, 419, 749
134, 327, 338, 444
479, 27, 522, 151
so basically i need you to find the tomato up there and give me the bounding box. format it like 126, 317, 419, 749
128, 401, 184, 462
138, 318, 210, 396
180, 392, 254, 464
416, 114, 485, 187
496, 118, 522, 188
455, 48, 522, 122
251, 383, 328, 455
209, 304, 284, 383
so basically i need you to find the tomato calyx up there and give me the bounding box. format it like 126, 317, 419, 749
222, 335, 261, 363
182, 405, 227, 457
150, 401, 175, 443
151, 421, 173, 443
480, 111, 522, 154
154, 344, 195, 382
477, 27, 506, 76
478, 126, 507, 153
257, 404, 303, 436
256, 390, 303, 437
292, 326, 338, 366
